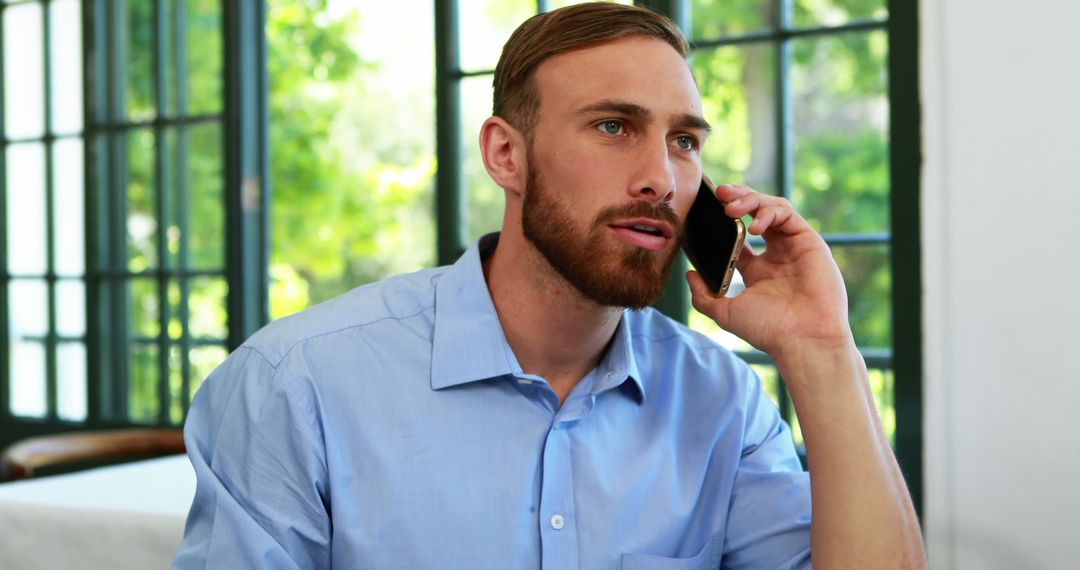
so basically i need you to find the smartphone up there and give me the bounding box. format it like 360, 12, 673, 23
681, 174, 746, 295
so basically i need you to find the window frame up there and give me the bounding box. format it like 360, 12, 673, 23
0, 0, 267, 449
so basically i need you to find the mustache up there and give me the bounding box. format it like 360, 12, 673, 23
595, 200, 684, 239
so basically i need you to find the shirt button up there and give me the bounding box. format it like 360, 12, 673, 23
516, 378, 532, 385
550, 514, 565, 530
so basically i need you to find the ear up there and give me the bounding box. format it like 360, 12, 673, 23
479, 116, 527, 196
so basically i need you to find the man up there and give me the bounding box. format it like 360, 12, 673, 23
174, 3, 924, 568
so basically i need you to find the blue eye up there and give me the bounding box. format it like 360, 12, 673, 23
674, 135, 697, 150
598, 120, 623, 135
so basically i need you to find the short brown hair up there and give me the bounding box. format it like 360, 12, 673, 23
492, 2, 689, 136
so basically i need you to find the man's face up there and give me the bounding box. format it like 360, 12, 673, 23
520, 36, 709, 309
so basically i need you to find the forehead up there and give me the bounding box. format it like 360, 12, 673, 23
531, 36, 702, 121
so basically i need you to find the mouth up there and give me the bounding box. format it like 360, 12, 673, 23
609, 218, 674, 251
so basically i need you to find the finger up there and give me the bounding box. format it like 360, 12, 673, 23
721, 189, 791, 220
747, 204, 794, 235
712, 183, 754, 204
686, 270, 733, 328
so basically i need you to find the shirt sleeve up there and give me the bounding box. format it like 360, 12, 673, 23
171, 346, 331, 570
719, 370, 813, 569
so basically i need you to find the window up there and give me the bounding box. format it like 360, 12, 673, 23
1, 0, 919, 510
435, 0, 922, 509
0, 0, 265, 446
2, 0, 86, 425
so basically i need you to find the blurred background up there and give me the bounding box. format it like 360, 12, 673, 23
0, 0, 1077, 568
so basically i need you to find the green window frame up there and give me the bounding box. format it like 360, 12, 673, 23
0, 0, 267, 449
435, 0, 922, 512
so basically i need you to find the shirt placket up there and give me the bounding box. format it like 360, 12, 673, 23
538, 419, 580, 570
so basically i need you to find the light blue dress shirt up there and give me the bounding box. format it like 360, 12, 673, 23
173, 234, 811, 569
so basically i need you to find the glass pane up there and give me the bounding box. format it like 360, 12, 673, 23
50, 0, 84, 134
57, 342, 88, 421
188, 123, 224, 269
127, 129, 158, 271
691, 0, 774, 40
127, 0, 155, 120
189, 276, 227, 339
786, 398, 804, 448
869, 367, 895, 444
9, 279, 48, 337
187, 0, 223, 115
833, 244, 891, 349
129, 277, 161, 338
163, 0, 179, 116
9, 342, 46, 418
6, 143, 47, 275
794, 0, 887, 27
687, 299, 752, 353
692, 43, 778, 195
168, 344, 183, 424
128, 343, 160, 421
55, 279, 86, 337
3, 2, 45, 138
168, 279, 183, 339
163, 129, 181, 268
458, 0, 533, 73
189, 344, 226, 400
792, 32, 889, 233
268, 0, 435, 319
53, 138, 86, 275
750, 363, 780, 408
547, 0, 632, 8
462, 75, 504, 244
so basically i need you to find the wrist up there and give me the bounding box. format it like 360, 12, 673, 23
771, 335, 866, 396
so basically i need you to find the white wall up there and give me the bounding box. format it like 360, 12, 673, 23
921, 1, 1080, 568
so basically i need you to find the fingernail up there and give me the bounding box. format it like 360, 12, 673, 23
728, 198, 741, 206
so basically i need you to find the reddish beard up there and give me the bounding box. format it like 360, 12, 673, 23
521, 160, 684, 310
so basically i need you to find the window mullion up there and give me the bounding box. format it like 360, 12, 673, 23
175, 0, 193, 414
106, 0, 131, 419
42, 0, 58, 421
887, 0, 923, 516
773, 0, 794, 423
435, 0, 465, 266
777, 0, 793, 202
223, 0, 269, 349
152, 0, 170, 425
0, 3, 8, 423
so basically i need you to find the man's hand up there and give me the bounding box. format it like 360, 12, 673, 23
685, 183, 927, 568
686, 183, 853, 360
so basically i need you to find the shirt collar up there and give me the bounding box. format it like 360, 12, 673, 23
589, 313, 646, 404
430, 233, 645, 404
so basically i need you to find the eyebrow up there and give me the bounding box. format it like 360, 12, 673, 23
575, 99, 712, 135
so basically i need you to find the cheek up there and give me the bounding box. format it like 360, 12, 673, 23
674, 177, 701, 217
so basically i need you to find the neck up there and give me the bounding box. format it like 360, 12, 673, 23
483, 231, 622, 404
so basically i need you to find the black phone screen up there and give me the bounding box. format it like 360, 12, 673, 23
680, 178, 742, 294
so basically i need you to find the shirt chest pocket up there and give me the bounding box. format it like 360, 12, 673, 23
620, 533, 721, 570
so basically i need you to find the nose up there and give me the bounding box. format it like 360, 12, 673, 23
629, 138, 677, 204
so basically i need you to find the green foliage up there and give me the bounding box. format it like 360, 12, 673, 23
267, 0, 435, 319
794, 0, 887, 27
691, 0, 772, 39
